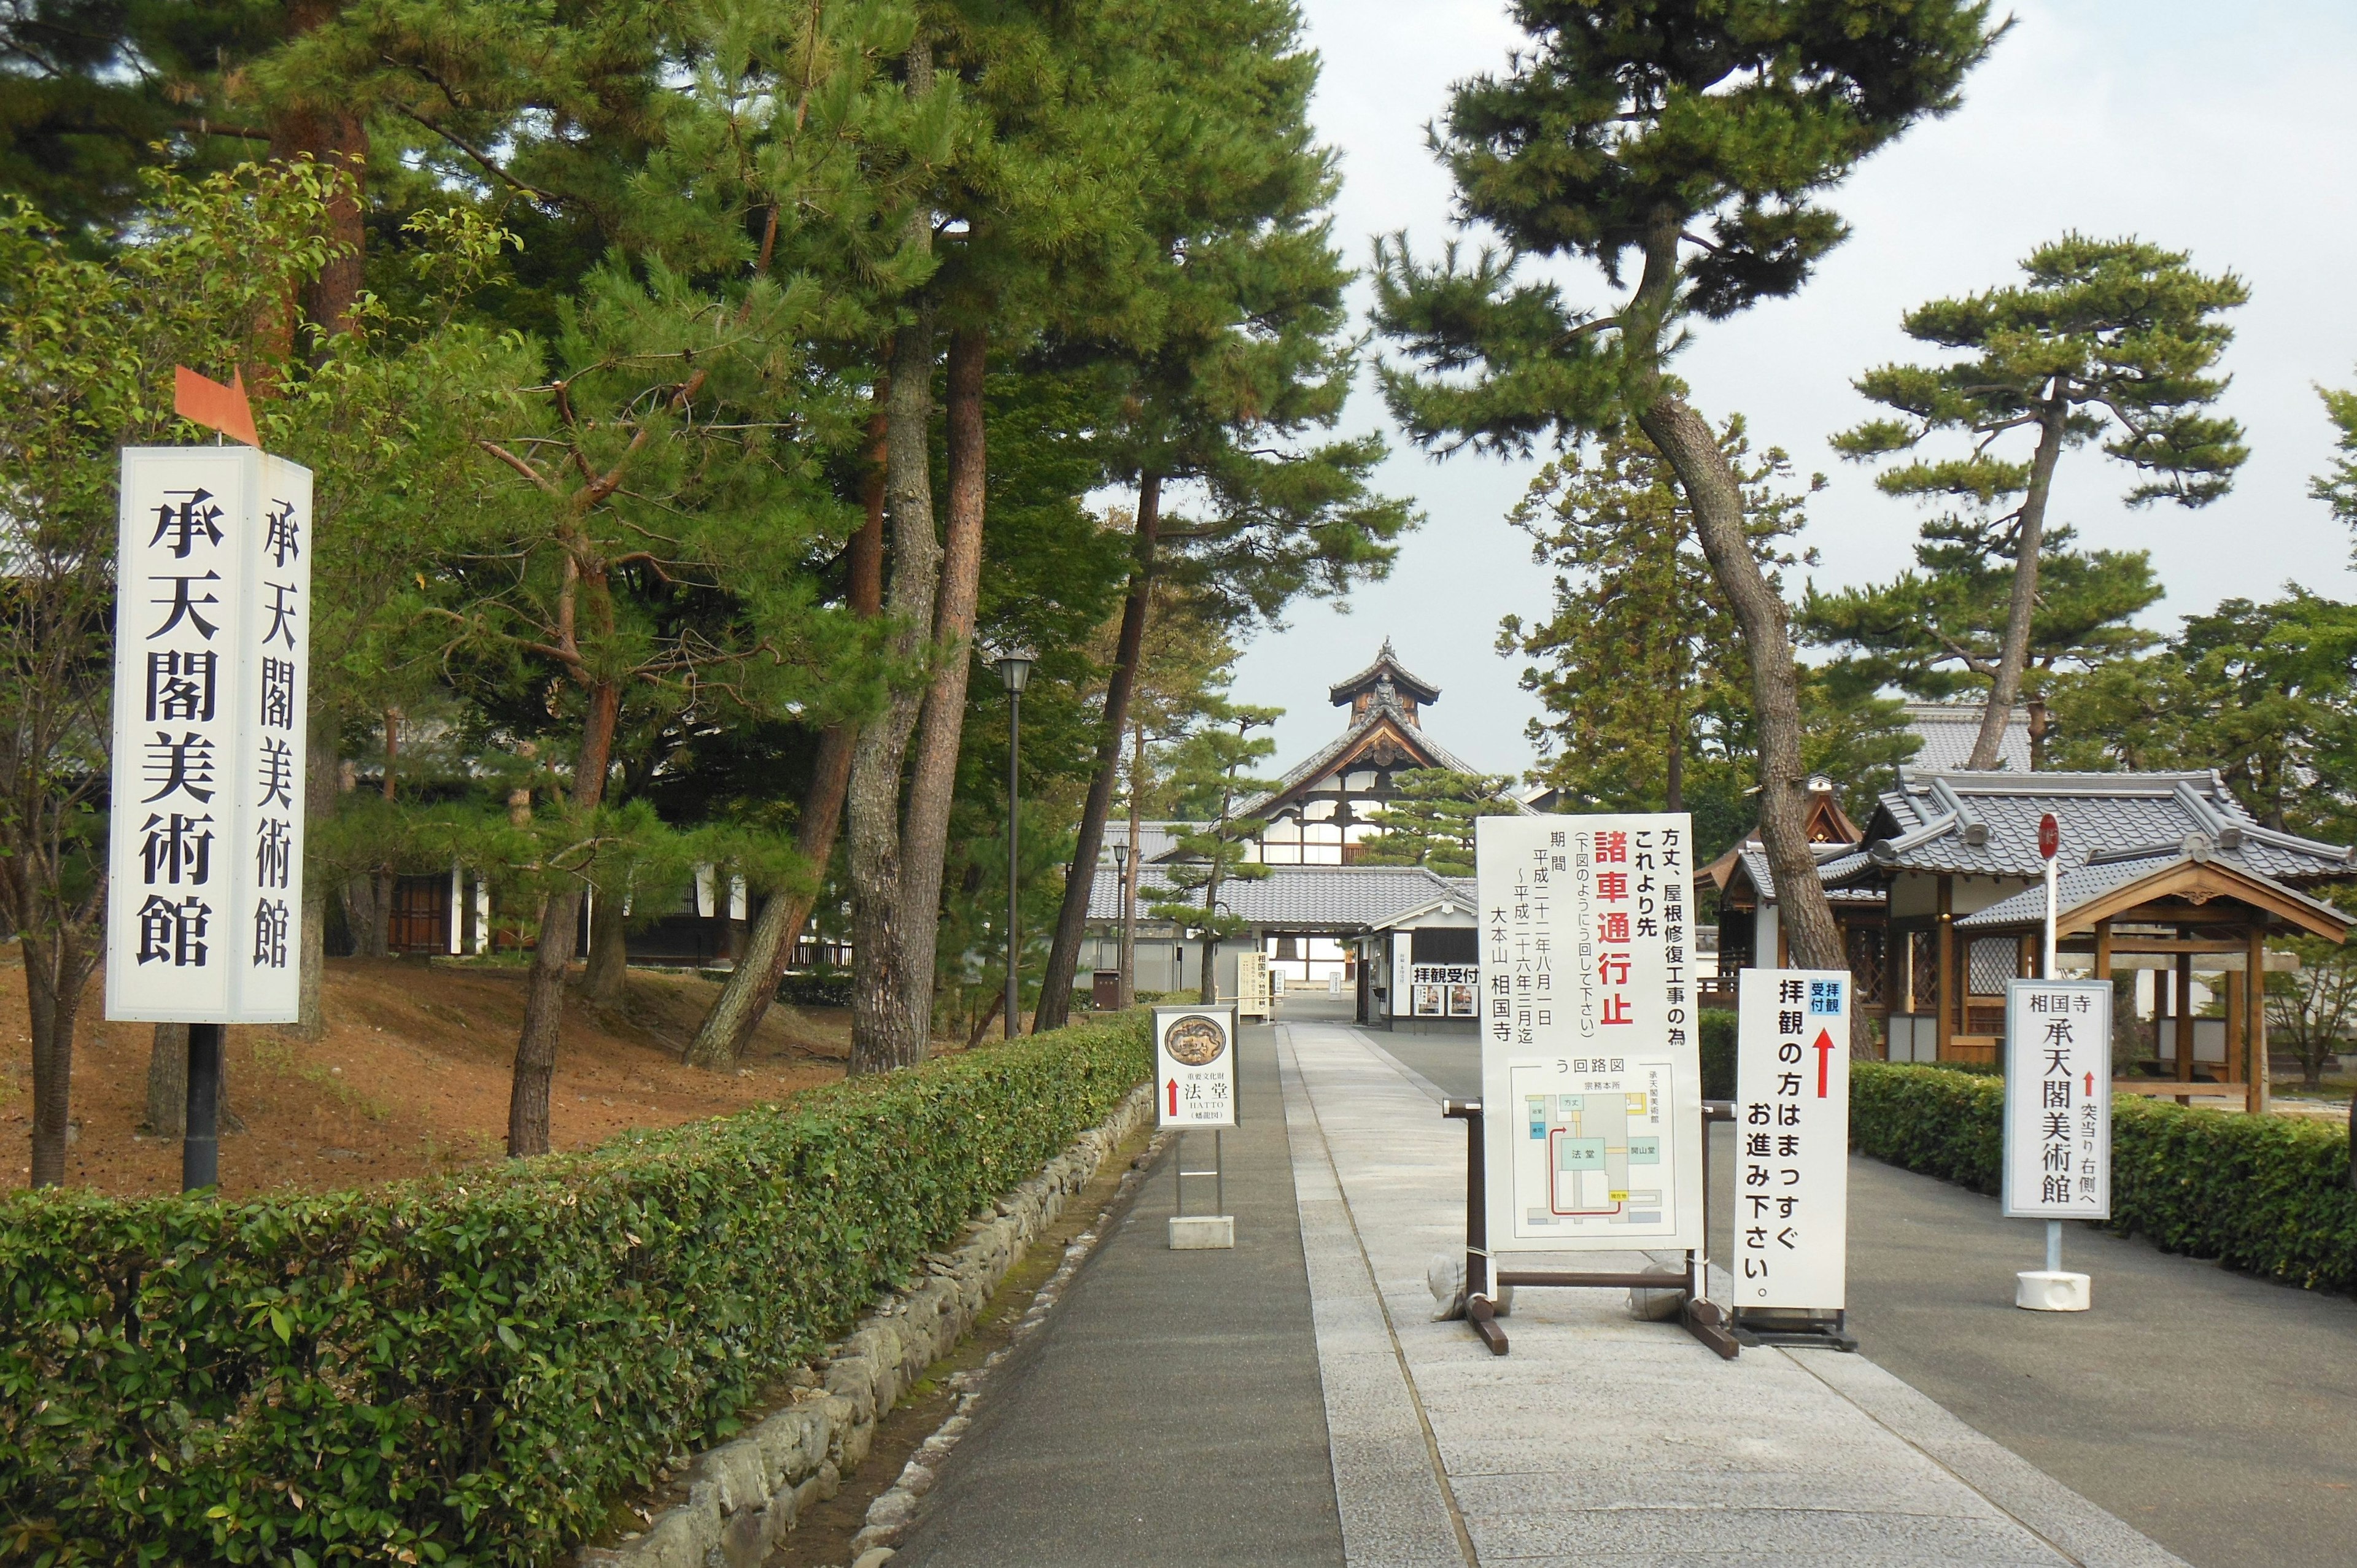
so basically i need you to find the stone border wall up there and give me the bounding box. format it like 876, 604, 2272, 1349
578, 1082, 1155, 1568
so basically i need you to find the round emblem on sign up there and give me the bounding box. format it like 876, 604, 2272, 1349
1164, 1015, 1227, 1066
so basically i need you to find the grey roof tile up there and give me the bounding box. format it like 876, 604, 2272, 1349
1083, 863, 1472, 929
1955, 852, 2352, 933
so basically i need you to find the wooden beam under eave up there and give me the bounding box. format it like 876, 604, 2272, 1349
2051, 865, 2350, 944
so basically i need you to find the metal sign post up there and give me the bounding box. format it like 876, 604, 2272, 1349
1454, 813, 1736, 1358
1730, 968, 1856, 1350
2002, 978, 2111, 1311
104, 446, 313, 1194
1156, 1005, 1238, 1249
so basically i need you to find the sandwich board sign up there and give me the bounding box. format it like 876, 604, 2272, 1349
2002, 979, 2112, 1220
1734, 969, 1851, 1307
104, 446, 312, 1024
1155, 1005, 1238, 1129
1475, 813, 1703, 1253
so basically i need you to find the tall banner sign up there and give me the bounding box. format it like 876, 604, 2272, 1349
105, 447, 312, 1025
1155, 1005, 1238, 1129
1735, 969, 1851, 1308
1476, 813, 1701, 1252
2002, 979, 2113, 1220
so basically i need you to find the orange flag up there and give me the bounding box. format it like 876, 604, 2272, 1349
173, 365, 260, 447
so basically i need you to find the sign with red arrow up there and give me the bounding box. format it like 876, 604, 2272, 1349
2000, 979, 2113, 1221
1735, 970, 1852, 1310
1154, 1005, 1238, 1130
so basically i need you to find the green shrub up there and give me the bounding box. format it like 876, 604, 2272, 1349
0, 1014, 1150, 1566
1699, 1010, 1735, 1100
1851, 1062, 2357, 1290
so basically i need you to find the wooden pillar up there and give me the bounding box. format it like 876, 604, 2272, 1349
2093, 919, 2112, 984
2224, 966, 2244, 1099
2175, 951, 2196, 1084
2248, 922, 2268, 1115
1935, 876, 1954, 1061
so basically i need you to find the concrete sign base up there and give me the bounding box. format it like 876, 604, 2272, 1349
2015, 1269, 2091, 1311
1169, 1216, 1235, 1250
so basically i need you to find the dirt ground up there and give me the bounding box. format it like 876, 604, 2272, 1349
0, 950, 856, 1199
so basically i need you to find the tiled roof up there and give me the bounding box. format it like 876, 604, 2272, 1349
1328, 638, 1440, 706
1902, 702, 2030, 771
1862, 769, 2357, 884
1954, 851, 2351, 935
1725, 841, 1886, 906
1101, 819, 1183, 865
1084, 863, 1473, 929
1241, 697, 1509, 819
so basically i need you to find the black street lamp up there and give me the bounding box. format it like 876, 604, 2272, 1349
1112, 838, 1132, 1009
994, 645, 1037, 1038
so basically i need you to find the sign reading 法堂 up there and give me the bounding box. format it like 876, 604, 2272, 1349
2001, 979, 2113, 1221
1735, 969, 1851, 1308
1476, 813, 1703, 1253
104, 447, 312, 1025
1155, 1005, 1238, 1129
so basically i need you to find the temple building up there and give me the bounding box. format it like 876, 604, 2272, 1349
1082, 643, 1517, 1024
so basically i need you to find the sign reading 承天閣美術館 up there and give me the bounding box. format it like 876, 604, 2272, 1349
104, 447, 311, 1025
1155, 1005, 1237, 1129
1476, 813, 1702, 1253
1735, 968, 1851, 1308
2002, 979, 2113, 1221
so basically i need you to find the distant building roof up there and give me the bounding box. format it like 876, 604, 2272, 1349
1242, 693, 1509, 821
1953, 847, 2350, 937
1329, 638, 1441, 708
1085, 863, 1476, 931
1848, 768, 2357, 886
1100, 819, 1185, 865
1902, 701, 2030, 771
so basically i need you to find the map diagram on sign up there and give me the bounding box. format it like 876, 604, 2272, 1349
1505, 1058, 1679, 1242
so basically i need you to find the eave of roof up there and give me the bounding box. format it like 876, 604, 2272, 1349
1328, 639, 1441, 706
1954, 849, 2351, 940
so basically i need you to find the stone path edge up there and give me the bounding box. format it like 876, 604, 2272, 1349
576, 1081, 1156, 1568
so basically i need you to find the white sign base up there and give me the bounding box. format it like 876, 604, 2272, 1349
2016, 1270, 2092, 1312
1169, 1216, 1235, 1250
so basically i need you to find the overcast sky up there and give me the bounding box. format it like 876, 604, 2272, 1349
1225, 0, 2357, 776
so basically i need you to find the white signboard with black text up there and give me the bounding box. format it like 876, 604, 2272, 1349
105, 447, 311, 1024
1735, 969, 1851, 1308
2002, 979, 2112, 1220
1155, 1005, 1238, 1129
1476, 813, 1703, 1252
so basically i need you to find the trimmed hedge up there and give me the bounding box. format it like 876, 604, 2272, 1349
0, 1014, 1151, 1566
1852, 1062, 2357, 1291
1700, 1010, 1736, 1100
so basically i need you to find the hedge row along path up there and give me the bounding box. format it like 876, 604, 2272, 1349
1, 1011, 1150, 1566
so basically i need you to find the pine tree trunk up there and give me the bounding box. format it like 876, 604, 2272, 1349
848, 306, 940, 1075
580, 892, 629, 1006
1638, 396, 1845, 985
686, 403, 884, 1068
895, 325, 990, 1059
296, 725, 336, 1036
1967, 395, 2068, 770
1118, 724, 1145, 1010
508, 681, 619, 1157
1034, 475, 1160, 1032
23, 930, 91, 1189
142, 1024, 188, 1137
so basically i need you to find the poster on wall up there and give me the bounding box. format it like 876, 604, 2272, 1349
1475, 813, 1702, 1253
104, 446, 312, 1025
1409, 963, 1478, 1018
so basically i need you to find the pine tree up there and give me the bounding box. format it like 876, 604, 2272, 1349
1371, 0, 2002, 979
1357, 771, 1523, 879
1833, 234, 2248, 768
1150, 705, 1278, 1005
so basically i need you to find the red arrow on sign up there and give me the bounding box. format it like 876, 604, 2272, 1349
2085, 1070, 2095, 1097
1814, 1030, 1836, 1098
1167, 1078, 1178, 1117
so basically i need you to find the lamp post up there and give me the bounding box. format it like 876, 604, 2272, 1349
995, 645, 1037, 1039
1112, 838, 1134, 1009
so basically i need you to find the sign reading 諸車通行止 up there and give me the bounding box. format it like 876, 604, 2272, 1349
1735, 968, 1851, 1308
104, 447, 312, 1026
1476, 813, 1703, 1253
1155, 1005, 1237, 1129
2002, 979, 2112, 1221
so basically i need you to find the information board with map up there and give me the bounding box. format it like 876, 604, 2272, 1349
1476, 813, 1703, 1253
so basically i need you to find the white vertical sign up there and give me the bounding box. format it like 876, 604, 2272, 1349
2002, 979, 2112, 1220
1155, 1006, 1238, 1129
1477, 813, 1702, 1252
106, 447, 311, 1025
1735, 969, 1851, 1308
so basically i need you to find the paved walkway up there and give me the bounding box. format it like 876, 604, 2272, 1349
890, 1019, 1343, 1568
897, 1012, 2190, 1566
